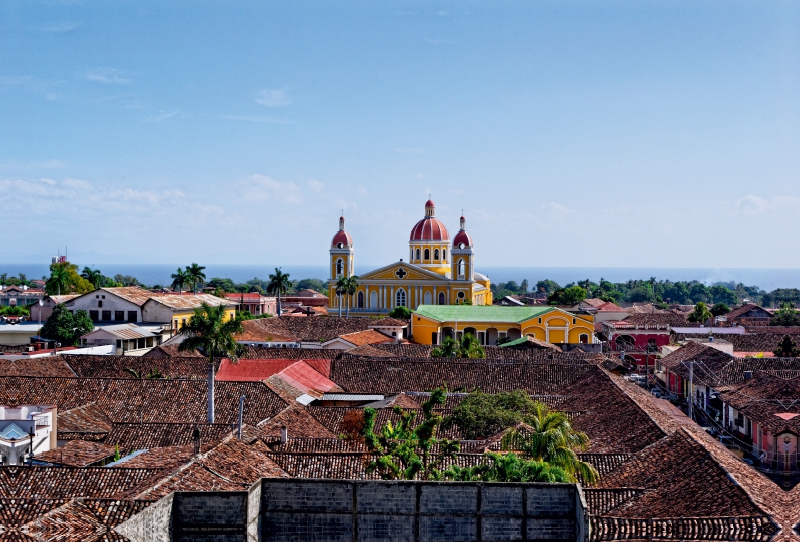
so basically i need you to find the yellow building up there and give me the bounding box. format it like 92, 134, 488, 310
410, 305, 595, 346
328, 200, 493, 315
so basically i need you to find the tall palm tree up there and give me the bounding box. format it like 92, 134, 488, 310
178, 303, 244, 423
689, 301, 713, 326
46, 266, 70, 296
501, 403, 598, 485
171, 268, 189, 295
81, 267, 104, 288
186, 263, 207, 293
344, 275, 359, 317
431, 333, 486, 359
335, 276, 348, 317
267, 268, 292, 316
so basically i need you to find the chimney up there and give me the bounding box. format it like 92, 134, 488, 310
193, 427, 201, 455
744, 371, 753, 380
280, 425, 288, 444
237, 396, 245, 440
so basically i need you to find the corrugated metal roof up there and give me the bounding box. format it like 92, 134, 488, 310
413, 305, 556, 324
320, 393, 385, 401
146, 293, 236, 310
82, 324, 157, 340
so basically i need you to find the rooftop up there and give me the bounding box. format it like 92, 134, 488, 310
414, 305, 556, 323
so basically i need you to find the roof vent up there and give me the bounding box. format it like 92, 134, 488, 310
281, 426, 288, 444
744, 371, 753, 380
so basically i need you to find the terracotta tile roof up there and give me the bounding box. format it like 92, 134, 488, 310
144, 293, 235, 310
370, 317, 409, 327
620, 312, 690, 327
275, 360, 341, 394
58, 403, 113, 441
240, 346, 339, 360
98, 287, 167, 307
142, 344, 204, 358
336, 329, 394, 347
0, 376, 287, 426
215, 358, 298, 381
35, 440, 117, 467
104, 422, 239, 449
344, 344, 398, 358
658, 341, 734, 381
242, 316, 376, 343
726, 303, 773, 321
234, 319, 295, 342
0, 357, 76, 377
109, 445, 199, 470
259, 405, 337, 439
0, 467, 162, 499
715, 358, 800, 386
65, 355, 213, 379
267, 438, 367, 454
719, 371, 800, 433
342, 343, 598, 362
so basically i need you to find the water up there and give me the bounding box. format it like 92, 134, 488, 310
4, 263, 800, 292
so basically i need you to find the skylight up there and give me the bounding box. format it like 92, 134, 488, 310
0, 423, 27, 440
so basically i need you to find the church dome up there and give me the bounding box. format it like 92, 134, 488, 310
452, 215, 473, 248
331, 216, 353, 248
410, 200, 450, 241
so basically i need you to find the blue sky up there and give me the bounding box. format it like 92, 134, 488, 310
1, 0, 798, 268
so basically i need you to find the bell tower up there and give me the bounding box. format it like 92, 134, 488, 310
330, 214, 354, 280
451, 214, 474, 281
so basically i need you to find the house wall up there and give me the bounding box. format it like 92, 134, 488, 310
141, 301, 236, 329
64, 293, 142, 323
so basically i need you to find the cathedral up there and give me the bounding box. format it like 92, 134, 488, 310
328, 200, 493, 315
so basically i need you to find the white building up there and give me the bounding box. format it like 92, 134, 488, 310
80, 323, 166, 355
0, 405, 56, 465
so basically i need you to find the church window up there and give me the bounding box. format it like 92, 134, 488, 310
443, 249, 447, 261
438, 292, 446, 305
457, 291, 465, 299
424, 248, 430, 260
357, 291, 364, 308
434, 249, 439, 260
336, 259, 343, 277
396, 289, 406, 307
457, 259, 464, 277
415, 249, 420, 261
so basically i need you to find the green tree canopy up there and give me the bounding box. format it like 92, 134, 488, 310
547, 285, 586, 306
267, 268, 292, 316
40, 305, 93, 346
771, 304, 800, 326
388, 306, 412, 319
688, 302, 712, 324
186, 263, 207, 293
444, 452, 570, 483
442, 390, 542, 440
431, 333, 486, 359
711, 303, 731, 316
774, 335, 800, 357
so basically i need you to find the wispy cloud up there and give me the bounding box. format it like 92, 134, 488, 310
255, 88, 292, 107
544, 202, 577, 215
734, 194, 800, 214
86, 68, 129, 85
38, 21, 81, 33
396, 148, 424, 154
241, 174, 304, 204
308, 179, 324, 194
144, 109, 181, 123
222, 115, 292, 124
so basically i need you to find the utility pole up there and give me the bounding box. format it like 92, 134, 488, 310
688, 361, 694, 421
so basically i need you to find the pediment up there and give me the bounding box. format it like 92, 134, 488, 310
359, 262, 450, 282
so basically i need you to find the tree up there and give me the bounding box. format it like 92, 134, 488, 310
361, 387, 460, 480
171, 268, 189, 295
389, 306, 412, 319
500, 403, 598, 485
186, 263, 207, 293
81, 267, 104, 289
0, 274, 6, 285
40, 305, 94, 346
774, 335, 800, 357
295, 278, 327, 292
711, 303, 731, 317
520, 279, 529, 294
771, 303, 800, 326
688, 302, 712, 325
178, 303, 244, 423
335, 277, 347, 317
709, 285, 738, 306
345, 276, 359, 317
442, 390, 543, 440
431, 333, 485, 359
114, 274, 141, 287
547, 286, 586, 306
535, 280, 561, 295
444, 452, 570, 483
46, 264, 70, 296
267, 268, 292, 316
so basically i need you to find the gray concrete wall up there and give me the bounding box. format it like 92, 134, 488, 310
114, 492, 173, 542
259, 479, 588, 542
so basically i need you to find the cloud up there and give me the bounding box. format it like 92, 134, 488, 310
308, 179, 324, 194
38, 21, 81, 33
86, 68, 129, 85
255, 88, 292, 107
222, 115, 292, 124
0, 76, 30, 86
735, 194, 800, 214
241, 174, 304, 204
144, 110, 181, 123
544, 202, 577, 215
396, 148, 424, 154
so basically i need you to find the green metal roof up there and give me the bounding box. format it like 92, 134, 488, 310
413, 305, 554, 324
499, 336, 531, 347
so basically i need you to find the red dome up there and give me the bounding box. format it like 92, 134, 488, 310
452, 215, 472, 247
425, 199, 435, 208
410, 200, 449, 241
331, 216, 353, 248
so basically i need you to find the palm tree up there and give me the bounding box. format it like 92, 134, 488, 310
171, 268, 189, 295
267, 268, 292, 316
431, 336, 458, 358
335, 276, 348, 317
81, 267, 104, 288
458, 333, 486, 358
689, 301, 713, 326
501, 403, 598, 485
344, 275, 359, 317
186, 263, 207, 294
178, 303, 244, 423
46, 266, 70, 295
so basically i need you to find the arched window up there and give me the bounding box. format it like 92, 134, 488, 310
424, 248, 430, 260
415, 249, 420, 261
647, 338, 658, 352
457, 259, 464, 277
357, 291, 364, 308
579, 334, 589, 344
336, 259, 343, 277
434, 249, 440, 260
438, 292, 446, 305
396, 289, 406, 307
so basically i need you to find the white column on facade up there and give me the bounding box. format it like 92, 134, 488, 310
433, 286, 437, 305
390, 286, 394, 308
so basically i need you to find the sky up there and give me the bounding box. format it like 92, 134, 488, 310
1, 0, 799, 269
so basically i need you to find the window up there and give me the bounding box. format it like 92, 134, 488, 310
89, 310, 99, 321
424, 248, 430, 260
434, 249, 440, 260
572, 318, 576, 325
98, 300, 103, 308
443, 249, 447, 260
114, 311, 124, 321
127, 311, 137, 322
357, 291, 364, 308
432, 332, 438, 345
438, 292, 446, 305
579, 334, 589, 344
182, 318, 187, 327
336, 259, 343, 277
396, 289, 406, 307
647, 338, 658, 352
415, 249, 420, 260
457, 259, 464, 277
102, 310, 111, 321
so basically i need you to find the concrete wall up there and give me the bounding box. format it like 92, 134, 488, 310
115, 479, 588, 542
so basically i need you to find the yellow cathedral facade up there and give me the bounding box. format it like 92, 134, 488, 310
328, 200, 493, 315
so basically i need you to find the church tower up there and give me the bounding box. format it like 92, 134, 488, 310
330, 215, 354, 280
409, 199, 451, 278
451, 214, 474, 282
